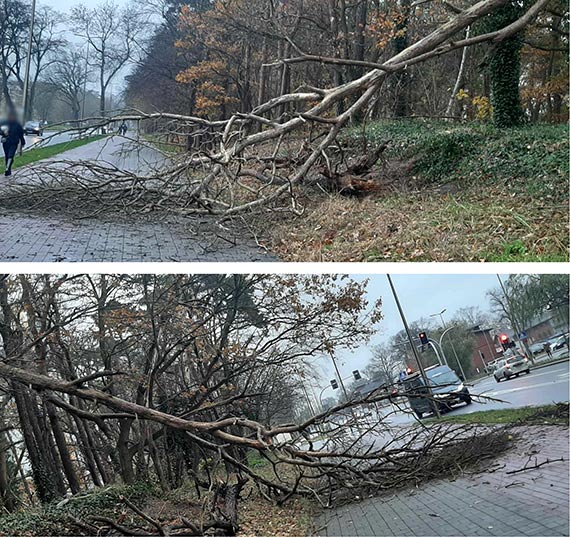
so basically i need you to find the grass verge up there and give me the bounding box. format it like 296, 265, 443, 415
432, 403, 569, 426
261, 120, 568, 262
11, 136, 105, 170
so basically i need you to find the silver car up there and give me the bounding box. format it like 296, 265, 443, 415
494, 354, 531, 382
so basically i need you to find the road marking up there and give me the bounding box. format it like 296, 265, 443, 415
480, 377, 570, 397
475, 366, 570, 389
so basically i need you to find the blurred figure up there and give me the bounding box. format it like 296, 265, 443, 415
543, 341, 553, 359
119, 122, 128, 136
0, 110, 25, 176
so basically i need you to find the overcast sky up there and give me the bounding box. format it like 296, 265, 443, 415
315, 273, 506, 391
40, 0, 127, 12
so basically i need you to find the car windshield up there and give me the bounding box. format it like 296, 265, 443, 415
427, 370, 459, 386
507, 356, 524, 364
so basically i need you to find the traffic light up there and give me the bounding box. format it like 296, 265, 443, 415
499, 334, 510, 350
352, 370, 361, 380
406, 367, 413, 374
330, 379, 339, 390
418, 331, 429, 345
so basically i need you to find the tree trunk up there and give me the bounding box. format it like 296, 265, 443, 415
393, 0, 411, 117
118, 419, 136, 484
445, 26, 471, 117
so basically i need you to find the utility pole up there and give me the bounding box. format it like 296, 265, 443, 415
387, 275, 440, 418
497, 275, 533, 361
22, 0, 37, 122
329, 352, 350, 402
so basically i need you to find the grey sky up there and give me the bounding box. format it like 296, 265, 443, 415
316, 273, 505, 388
39, 0, 127, 13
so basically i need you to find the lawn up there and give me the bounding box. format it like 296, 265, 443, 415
11, 136, 105, 170
262, 121, 569, 262
432, 403, 569, 425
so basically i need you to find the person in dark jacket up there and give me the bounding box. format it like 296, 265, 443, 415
0, 111, 26, 176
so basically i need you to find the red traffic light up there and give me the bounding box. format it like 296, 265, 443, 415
418, 332, 429, 345
406, 367, 413, 374
499, 334, 511, 350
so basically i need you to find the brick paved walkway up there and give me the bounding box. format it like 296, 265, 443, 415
316, 425, 569, 537
0, 137, 276, 262
0, 212, 276, 262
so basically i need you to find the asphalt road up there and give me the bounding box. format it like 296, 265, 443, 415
297, 361, 569, 452
380, 360, 569, 426
460, 359, 570, 413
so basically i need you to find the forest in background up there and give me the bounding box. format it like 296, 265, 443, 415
125, 0, 568, 125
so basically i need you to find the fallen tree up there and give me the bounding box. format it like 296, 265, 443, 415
0, 274, 514, 535
0, 0, 550, 218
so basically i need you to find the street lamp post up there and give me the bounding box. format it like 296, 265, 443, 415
387, 275, 440, 418
430, 309, 467, 380
81, 41, 90, 133
427, 339, 445, 366
22, 0, 37, 122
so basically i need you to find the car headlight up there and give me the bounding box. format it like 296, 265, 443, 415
454, 383, 465, 392
433, 394, 448, 398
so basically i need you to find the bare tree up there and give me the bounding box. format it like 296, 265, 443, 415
70, 1, 147, 116
0, 0, 30, 111
365, 343, 403, 384
0, 3, 63, 118
0, 273, 514, 532
48, 46, 89, 121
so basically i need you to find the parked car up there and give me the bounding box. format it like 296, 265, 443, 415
402, 365, 471, 419
494, 354, 530, 382
529, 342, 545, 356
551, 335, 568, 351
24, 121, 43, 136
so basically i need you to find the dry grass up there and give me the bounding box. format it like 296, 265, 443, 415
261, 182, 568, 262
255, 120, 569, 262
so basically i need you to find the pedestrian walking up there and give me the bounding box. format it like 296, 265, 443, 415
543, 341, 553, 359
1, 110, 26, 177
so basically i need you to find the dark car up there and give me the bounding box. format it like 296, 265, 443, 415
403, 365, 471, 419
24, 121, 43, 136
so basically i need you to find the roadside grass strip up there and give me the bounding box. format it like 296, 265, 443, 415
12, 136, 105, 170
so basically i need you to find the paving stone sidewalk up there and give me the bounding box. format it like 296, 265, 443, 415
0, 211, 276, 262
316, 425, 569, 537
0, 137, 276, 262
